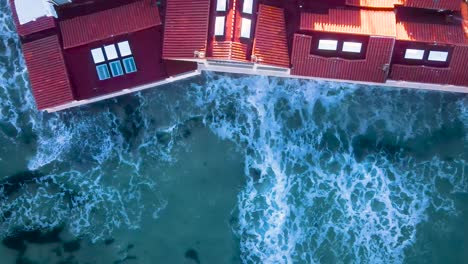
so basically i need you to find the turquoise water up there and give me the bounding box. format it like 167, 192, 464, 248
1, 1, 468, 263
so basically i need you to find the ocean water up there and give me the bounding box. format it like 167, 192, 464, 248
1, 2, 468, 264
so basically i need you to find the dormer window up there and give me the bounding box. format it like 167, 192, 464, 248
318, 40, 338, 51
342, 41, 362, 53
240, 18, 252, 38
428, 51, 448, 62
90, 40, 137, 81
215, 16, 225, 36
216, 0, 227, 11
404, 49, 424, 60
243, 0, 253, 14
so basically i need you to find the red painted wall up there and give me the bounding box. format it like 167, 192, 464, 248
64, 27, 167, 100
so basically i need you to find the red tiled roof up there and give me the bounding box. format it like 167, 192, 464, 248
22, 35, 75, 110
300, 9, 396, 37
401, 0, 461, 11
346, 0, 395, 8
291, 34, 394, 83
211, 42, 249, 61
163, 0, 211, 59
60, 0, 161, 49
463, 2, 468, 41
253, 5, 290, 68
396, 20, 466, 45
9, 0, 56, 37
390, 46, 468, 86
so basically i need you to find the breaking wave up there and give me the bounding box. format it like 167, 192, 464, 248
189, 74, 468, 263
1, 1, 467, 262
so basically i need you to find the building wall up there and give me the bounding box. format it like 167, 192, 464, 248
63, 27, 167, 100
390, 45, 468, 86
291, 34, 394, 83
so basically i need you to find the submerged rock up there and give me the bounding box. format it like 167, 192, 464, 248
185, 248, 201, 264
63, 239, 81, 252
0, 170, 44, 197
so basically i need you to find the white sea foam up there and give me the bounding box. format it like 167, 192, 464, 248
189, 73, 468, 263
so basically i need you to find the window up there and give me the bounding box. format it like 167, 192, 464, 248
215, 16, 225, 36
123, 57, 137, 73
404, 49, 424, 60
91, 48, 105, 63
104, 44, 118, 60
90, 40, 137, 80
342, 42, 362, 53
118, 41, 132, 57
96, 64, 110, 80
216, 0, 227, 11
109, 61, 124, 77
318, 40, 338, 51
240, 18, 251, 38
428, 51, 448, 62
243, 0, 253, 14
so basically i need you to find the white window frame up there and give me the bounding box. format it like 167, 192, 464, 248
215, 16, 225, 36
91, 48, 105, 64
428, 50, 448, 62
243, 0, 253, 14
118, 41, 132, 57
318, 40, 338, 51
216, 0, 227, 11
240, 17, 252, 38
404, 49, 424, 60
104, 44, 118, 60
342, 41, 362, 53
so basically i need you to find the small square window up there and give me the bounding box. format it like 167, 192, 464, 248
123, 57, 137, 73
428, 51, 448, 62
109, 61, 124, 77
342, 42, 362, 53
318, 40, 338, 51
404, 49, 424, 60
216, 0, 227, 11
240, 18, 251, 38
104, 44, 119, 60
96, 64, 110, 80
91, 48, 105, 64
118, 41, 132, 57
243, 0, 253, 14
215, 16, 225, 36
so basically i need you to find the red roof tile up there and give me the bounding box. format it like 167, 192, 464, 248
22, 35, 75, 110
253, 5, 290, 68
163, 0, 211, 59
345, 0, 396, 8
390, 46, 468, 86
396, 20, 466, 45
211, 41, 249, 61
291, 34, 394, 83
9, 0, 56, 37
60, 0, 161, 49
300, 9, 396, 37
401, 0, 461, 11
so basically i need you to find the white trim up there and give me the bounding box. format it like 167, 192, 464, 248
404, 49, 424, 60
118, 41, 132, 57
342, 42, 362, 53
215, 16, 225, 36
216, 0, 227, 11
91, 48, 105, 64
318, 40, 338, 51
243, 0, 253, 14
104, 44, 118, 60
428, 51, 448, 62
240, 18, 252, 38
44, 70, 201, 112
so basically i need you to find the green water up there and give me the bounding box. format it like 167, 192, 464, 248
1, 1, 468, 263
